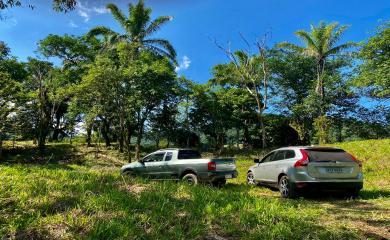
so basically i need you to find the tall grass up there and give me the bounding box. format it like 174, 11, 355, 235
0, 139, 389, 239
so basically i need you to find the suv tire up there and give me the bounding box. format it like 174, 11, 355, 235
279, 175, 296, 198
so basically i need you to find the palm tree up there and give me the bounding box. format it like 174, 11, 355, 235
278, 21, 356, 107
87, 1, 176, 63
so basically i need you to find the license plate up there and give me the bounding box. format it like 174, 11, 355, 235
326, 168, 343, 173
225, 174, 232, 179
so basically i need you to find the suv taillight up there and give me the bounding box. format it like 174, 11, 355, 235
208, 162, 216, 171
347, 152, 362, 168
294, 149, 309, 168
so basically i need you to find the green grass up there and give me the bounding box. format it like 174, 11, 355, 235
0, 139, 389, 239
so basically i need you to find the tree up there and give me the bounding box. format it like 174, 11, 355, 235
0, 41, 10, 60
354, 21, 390, 99
87, 0, 176, 62
278, 21, 356, 113
39, 34, 97, 141
0, 72, 20, 160
213, 36, 272, 148
0, 0, 77, 12
271, 51, 317, 143
25, 58, 72, 153
122, 50, 176, 160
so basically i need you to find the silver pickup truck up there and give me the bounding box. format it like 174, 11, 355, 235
120, 149, 237, 186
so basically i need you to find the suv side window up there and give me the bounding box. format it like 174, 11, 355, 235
273, 151, 285, 161
285, 150, 295, 159
143, 153, 165, 162
261, 152, 275, 163
165, 152, 173, 161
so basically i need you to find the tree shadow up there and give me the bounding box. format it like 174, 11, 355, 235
2, 143, 86, 167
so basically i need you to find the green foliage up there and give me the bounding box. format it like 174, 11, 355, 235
354, 21, 390, 98
0, 41, 10, 60
0, 0, 76, 11
313, 115, 331, 144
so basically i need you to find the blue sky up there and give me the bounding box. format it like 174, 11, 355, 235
0, 0, 389, 84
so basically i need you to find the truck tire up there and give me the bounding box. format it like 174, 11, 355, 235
212, 179, 226, 187
121, 170, 135, 177
182, 173, 198, 185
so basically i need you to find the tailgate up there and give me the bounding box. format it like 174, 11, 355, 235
305, 148, 360, 179
211, 158, 236, 171
307, 161, 360, 179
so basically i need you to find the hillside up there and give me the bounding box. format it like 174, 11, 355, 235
0, 139, 389, 239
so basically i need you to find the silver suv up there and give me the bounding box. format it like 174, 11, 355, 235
247, 146, 363, 198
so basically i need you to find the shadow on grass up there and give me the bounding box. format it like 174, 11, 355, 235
2, 143, 86, 166
359, 189, 390, 199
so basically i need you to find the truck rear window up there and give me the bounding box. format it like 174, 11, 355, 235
305, 148, 354, 162
178, 150, 202, 159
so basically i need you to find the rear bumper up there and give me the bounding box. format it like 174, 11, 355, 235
293, 181, 363, 192
199, 170, 238, 182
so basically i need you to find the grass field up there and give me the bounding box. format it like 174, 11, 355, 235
0, 139, 389, 239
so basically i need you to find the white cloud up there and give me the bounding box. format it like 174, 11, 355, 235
93, 6, 110, 14
75, 1, 109, 22
78, 9, 90, 22
68, 20, 79, 28
175, 55, 191, 72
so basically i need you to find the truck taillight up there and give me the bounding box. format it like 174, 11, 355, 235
347, 152, 362, 168
208, 162, 216, 171
294, 149, 309, 168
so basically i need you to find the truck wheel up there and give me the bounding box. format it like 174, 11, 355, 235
212, 179, 226, 187
278, 175, 296, 198
182, 173, 198, 185
121, 170, 135, 177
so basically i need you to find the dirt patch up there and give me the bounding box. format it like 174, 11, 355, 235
5, 228, 49, 240
118, 183, 148, 195
44, 223, 70, 239
354, 220, 390, 240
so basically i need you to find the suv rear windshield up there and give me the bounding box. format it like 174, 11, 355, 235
178, 150, 202, 159
305, 148, 354, 162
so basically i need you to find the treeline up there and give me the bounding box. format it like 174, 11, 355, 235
0, 1, 389, 161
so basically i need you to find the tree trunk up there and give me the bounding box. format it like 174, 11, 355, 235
258, 113, 266, 148
254, 95, 267, 148
134, 122, 144, 161
52, 115, 61, 142
243, 122, 250, 149
86, 124, 92, 147
101, 118, 111, 147
316, 58, 326, 115
135, 133, 142, 161
126, 123, 132, 163
119, 113, 125, 153
38, 127, 47, 155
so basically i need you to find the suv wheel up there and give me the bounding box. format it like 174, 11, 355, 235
247, 171, 256, 185
346, 188, 360, 199
182, 173, 198, 185
279, 175, 296, 198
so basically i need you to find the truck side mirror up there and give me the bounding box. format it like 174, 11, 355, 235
254, 158, 260, 163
